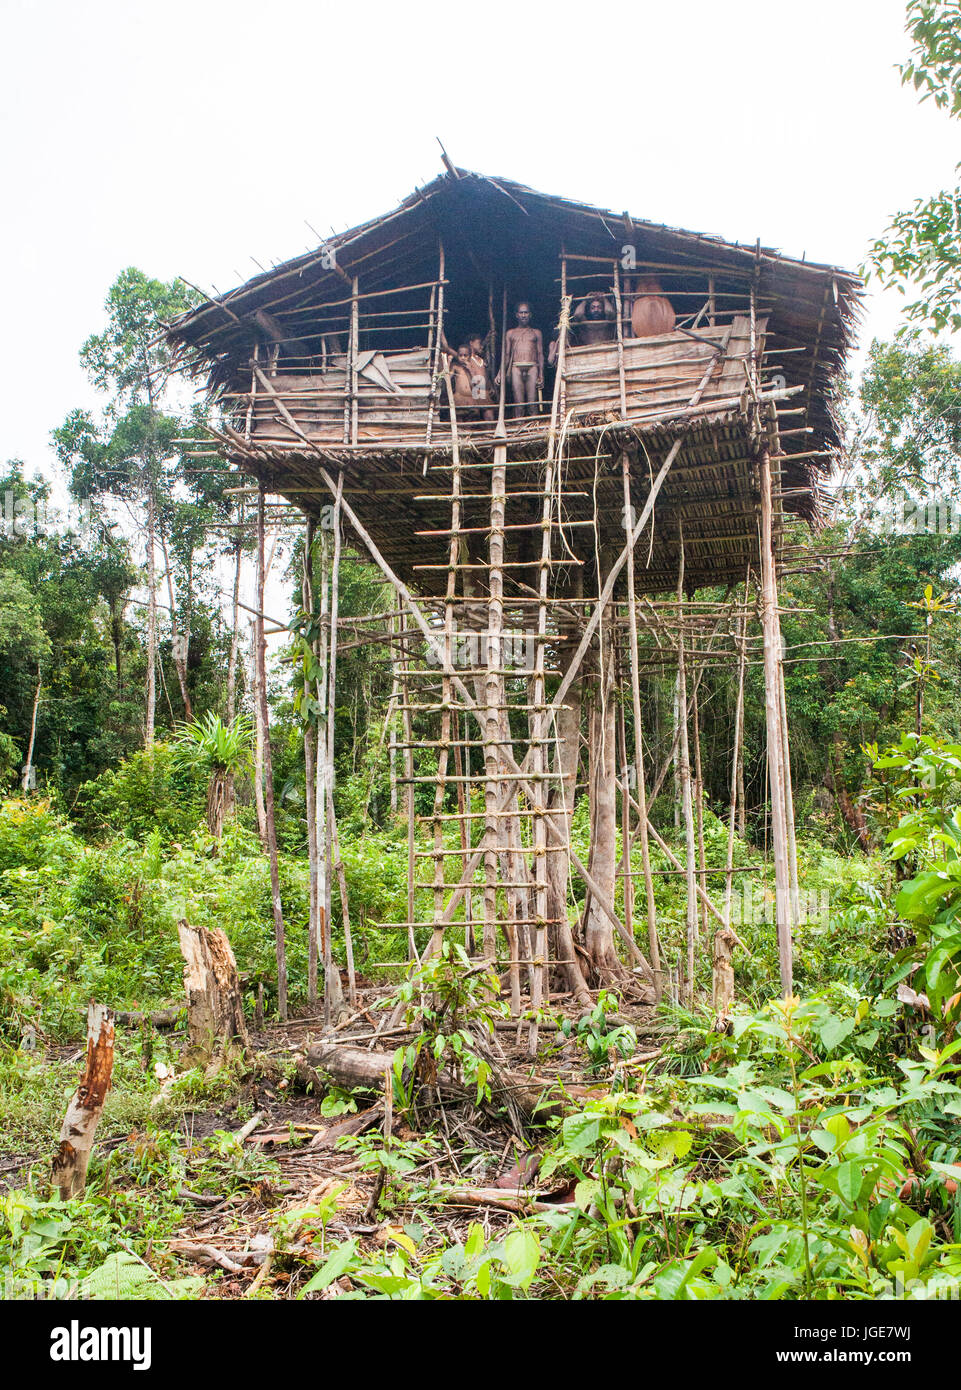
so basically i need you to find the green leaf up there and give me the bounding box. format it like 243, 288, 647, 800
836, 1160, 865, 1206
819, 1014, 856, 1051
300, 1238, 359, 1295
561, 1111, 604, 1156
500, 1230, 540, 1290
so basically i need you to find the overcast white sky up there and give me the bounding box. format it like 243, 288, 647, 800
1, 0, 957, 484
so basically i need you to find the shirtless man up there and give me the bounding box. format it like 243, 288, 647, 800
548, 292, 616, 365
496, 302, 543, 418
571, 292, 617, 346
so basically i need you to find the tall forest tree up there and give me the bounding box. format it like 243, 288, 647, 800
53, 269, 201, 744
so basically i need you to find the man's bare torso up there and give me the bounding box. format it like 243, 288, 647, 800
507, 325, 542, 366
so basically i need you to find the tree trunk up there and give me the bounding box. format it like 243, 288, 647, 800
145, 488, 157, 745
177, 919, 249, 1066
712, 926, 741, 1027
52, 1002, 115, 1199
206, 769, 232, 843
111, 599, 124, 696
825, 733, 872, 851
21, 666, 41, 792
158, 523, 192, 720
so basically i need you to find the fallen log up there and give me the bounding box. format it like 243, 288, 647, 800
51, 1002, 115, 1200
440, 1186, 577, 1215
309, 1101, 385, 1151
303, 1039, 599, 1122
169, 1241, 265, 1274
113, 1005, 183, 1029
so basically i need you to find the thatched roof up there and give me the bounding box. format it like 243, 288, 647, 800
167, 168, 861, 594
168, 166, 860, 449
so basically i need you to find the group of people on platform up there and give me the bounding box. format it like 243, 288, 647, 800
442, 278, 676, 421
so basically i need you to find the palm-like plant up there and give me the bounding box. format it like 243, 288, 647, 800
173, 712, 252, 841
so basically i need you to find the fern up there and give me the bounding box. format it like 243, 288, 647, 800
78, 1252, 203, 1301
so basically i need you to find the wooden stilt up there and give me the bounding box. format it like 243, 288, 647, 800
250, 617, 268, 849
779, 656, 800, 922
676, 528, 698, 1007
451, 710, 474, 954
324, 470, 346, 1018
302, 518, 319, 1003
621, 451, 661, 990
692, 680, 708, 939
618, 693, 634, 944
401, 636, 418, 966
257, 481, 287, 1020
724, 572, 749, 926
758, 447, 793, 995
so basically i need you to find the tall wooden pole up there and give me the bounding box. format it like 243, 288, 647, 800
676, 527, 698, 1007
618, 694, 634, 943
759, 448, 793, 995
302, 518, 319, 1002
779, 657, 800, 923
324, 471, 347, 1018
257, 481, 287, 1020
692, 679, 708, 938
724, 573, 749, 925
621, 451, 660, 987
311, 524, 330, 1005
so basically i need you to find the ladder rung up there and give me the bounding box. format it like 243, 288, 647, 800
392, 736, 562, 749
414, 490, 591, 501
412, 845, 569, 857
373, 918, 565, 930
402, 773, 558, 785
393, 703, 569, 712
415, 520, 595, 538
413, 559, 584, 570
399, 669, 561, 681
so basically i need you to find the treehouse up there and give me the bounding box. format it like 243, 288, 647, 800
169, 169, 857, 595
168, 169, 860, 1033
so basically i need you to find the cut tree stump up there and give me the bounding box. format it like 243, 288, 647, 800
177, 919, 249, 1067
712, 926, 745, 1028
51, 1001, 115, 1200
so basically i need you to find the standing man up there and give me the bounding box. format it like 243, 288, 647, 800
496, 302, 543, 418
